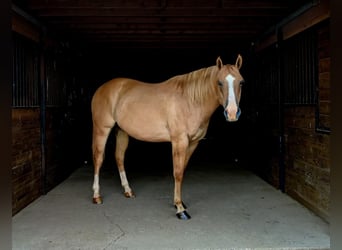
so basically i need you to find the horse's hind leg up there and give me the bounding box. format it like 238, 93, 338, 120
115, 128, 135, 198
92, 125, 112, 204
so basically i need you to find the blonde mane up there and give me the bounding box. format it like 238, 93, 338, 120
169, 65, 220, 104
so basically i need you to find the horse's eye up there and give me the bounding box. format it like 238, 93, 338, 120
218, 81, 223, 87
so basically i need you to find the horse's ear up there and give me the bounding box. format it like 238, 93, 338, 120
235, 54, 243, 69
216, 57, 223, 69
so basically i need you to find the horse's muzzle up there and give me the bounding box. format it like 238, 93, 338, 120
224, 108, 241, 122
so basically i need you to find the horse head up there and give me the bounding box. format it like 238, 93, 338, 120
216, 54, 244, 122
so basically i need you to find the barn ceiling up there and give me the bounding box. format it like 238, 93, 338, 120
13, 0, 313, 49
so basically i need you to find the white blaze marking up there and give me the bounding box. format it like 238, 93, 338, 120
226, 74, 236, 104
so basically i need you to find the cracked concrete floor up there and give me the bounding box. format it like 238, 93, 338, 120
12, 163, 330, 250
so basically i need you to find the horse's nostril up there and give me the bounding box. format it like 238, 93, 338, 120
223, 107, 241, 122
224, 110, 239, 122
236, 108, 241, 119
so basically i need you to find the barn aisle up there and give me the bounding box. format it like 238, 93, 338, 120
12, 163, 330, 250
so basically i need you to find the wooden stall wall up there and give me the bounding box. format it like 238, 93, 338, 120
12, 109, 41, 215
11, 22, 42, 214
253, 15, 330, 221
284, 21, 330, 222
11, 13, 87, 215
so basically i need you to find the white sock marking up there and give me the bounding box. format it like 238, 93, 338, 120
119, 171, 131, 193
93, 174, 100, 197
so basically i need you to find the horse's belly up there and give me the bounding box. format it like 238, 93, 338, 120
114, 92, 171, 141
121, 126, 170, 142
117, 119, 170, 142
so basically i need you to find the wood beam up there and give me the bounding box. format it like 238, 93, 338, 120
12, 12, 40, 42
30, 7, 288, 18
283, 0, 330, 40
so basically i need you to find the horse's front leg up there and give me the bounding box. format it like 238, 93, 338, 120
172, 137, 192, 220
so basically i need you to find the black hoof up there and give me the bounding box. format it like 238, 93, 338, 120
174, 202, 187, 209
176, 210, 191, 220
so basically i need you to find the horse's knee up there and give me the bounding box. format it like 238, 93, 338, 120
173, 168, 184, 182
93, 143, 105, 158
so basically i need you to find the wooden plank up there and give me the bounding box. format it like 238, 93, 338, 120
27, 0, 294, 9
255, 32, 277, 52
286, 188, 329, 222
319, 88, 330, 100
48, 15, 273, 26
57, 21, 265, 32
256, 0, 330, 51
283, 103, 331, 222
319, 58, 330, 73
11, 12, 40, 42
12, 108, 42, 215
319, 101, 331, 114
319, 72, 330, 84
30, 7, 287, 17
282, 0, 330, 40
318, 114, 331, 129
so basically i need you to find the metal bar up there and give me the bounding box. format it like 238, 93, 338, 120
303, 33, 307, 104
13, 35, 17, 107
24, 40, 28, 107
39, 34, 47, 195
300, 35, 304, 104
21, 36, 24, 106
277, 28, 285, 193
304, 33, 308, 104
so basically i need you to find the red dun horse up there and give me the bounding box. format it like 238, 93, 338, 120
91, 55, 244, 219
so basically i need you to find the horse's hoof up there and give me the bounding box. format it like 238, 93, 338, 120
176, 210, 191, 220
124, 191, 135, 198
92, 196, 103, 204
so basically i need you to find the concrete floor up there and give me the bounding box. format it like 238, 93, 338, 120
12, 163, 330, 250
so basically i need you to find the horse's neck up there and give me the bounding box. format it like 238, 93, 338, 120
199, 97, 221, 121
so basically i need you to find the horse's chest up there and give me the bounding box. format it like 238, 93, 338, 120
188, 123, 209, 142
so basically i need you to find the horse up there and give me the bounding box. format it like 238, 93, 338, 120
91, 55, 244, 220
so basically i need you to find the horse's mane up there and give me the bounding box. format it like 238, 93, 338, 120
169, 65, 220, 104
